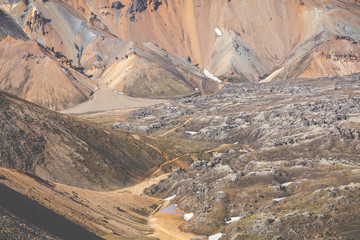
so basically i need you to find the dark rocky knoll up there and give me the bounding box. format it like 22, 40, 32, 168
115, 74, 360, 239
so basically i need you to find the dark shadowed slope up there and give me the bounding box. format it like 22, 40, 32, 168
0, 90, 216, 190
0, 183, 102, 240
0, 90, 168, 190
0, 9, 28, 41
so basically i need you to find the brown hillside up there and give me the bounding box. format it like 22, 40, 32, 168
0, 90, 165, 190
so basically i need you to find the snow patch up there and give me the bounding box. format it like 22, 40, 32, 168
273, 197, 287, 201
226, 216, 241, 224
209, 233, 224, 240
184, 213, 194, 221
204, 69, 222, 83
113, 90, 124, 95
35, 38, 46, 46
185, 131, 197, 135
164, 195, 176, 201
261, 67, 284, 83
215, 27, 223, 36
282, 182, 293, 187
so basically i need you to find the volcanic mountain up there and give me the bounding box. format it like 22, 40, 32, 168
1, 0, 360, 110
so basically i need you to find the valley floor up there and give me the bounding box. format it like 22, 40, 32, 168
2, 74, 360, 240
61, 87, 168, 115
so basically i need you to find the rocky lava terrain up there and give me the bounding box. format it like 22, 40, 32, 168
112, 74, 360, 239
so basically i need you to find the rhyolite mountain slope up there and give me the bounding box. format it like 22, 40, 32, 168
1, 0, 360, 110
0, 36, 96, 110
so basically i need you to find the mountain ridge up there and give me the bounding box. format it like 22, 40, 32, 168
1, 0, 360, 110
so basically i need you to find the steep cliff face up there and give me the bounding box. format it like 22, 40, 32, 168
1, 0, 360, 109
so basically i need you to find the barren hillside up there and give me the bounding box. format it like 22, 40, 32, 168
0, 90, 215, 190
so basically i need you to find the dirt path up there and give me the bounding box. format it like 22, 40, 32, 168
205, 143, 232, 153
132, 134, 141, 140
117, 171, 205, 239
146, 143, 169, 159
151, 154, 189, 176
148, 207, 206, 240
160, 118, 193, 137
118, 174, 169, 195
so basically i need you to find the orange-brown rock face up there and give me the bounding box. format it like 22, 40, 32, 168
89, 0, 360, 81
1, 0, 360, 109
43, 0, 360, 80
0, 36, 95, 110
300, 36, 360, 78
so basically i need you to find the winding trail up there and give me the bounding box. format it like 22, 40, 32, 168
205, 144, 232, 153
160, 118, 193, 137
151, 154, 189, 176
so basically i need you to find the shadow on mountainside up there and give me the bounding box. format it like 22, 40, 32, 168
0, 183, 103, 240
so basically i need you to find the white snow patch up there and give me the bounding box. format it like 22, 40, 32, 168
184, 213, 194, 221
282, 182, 293, 187
215, 27, 223, 36
204, 69, 222, 83
195, 88, 199, 91
261, 67, 284, 83
273, 197, 287, 201
209, 233, 224, 240
185, 131, 197, 135
164, 195, 176, 201
35, 38, 46, 46
226, 216, 241, 224
113, 90, 124, 95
